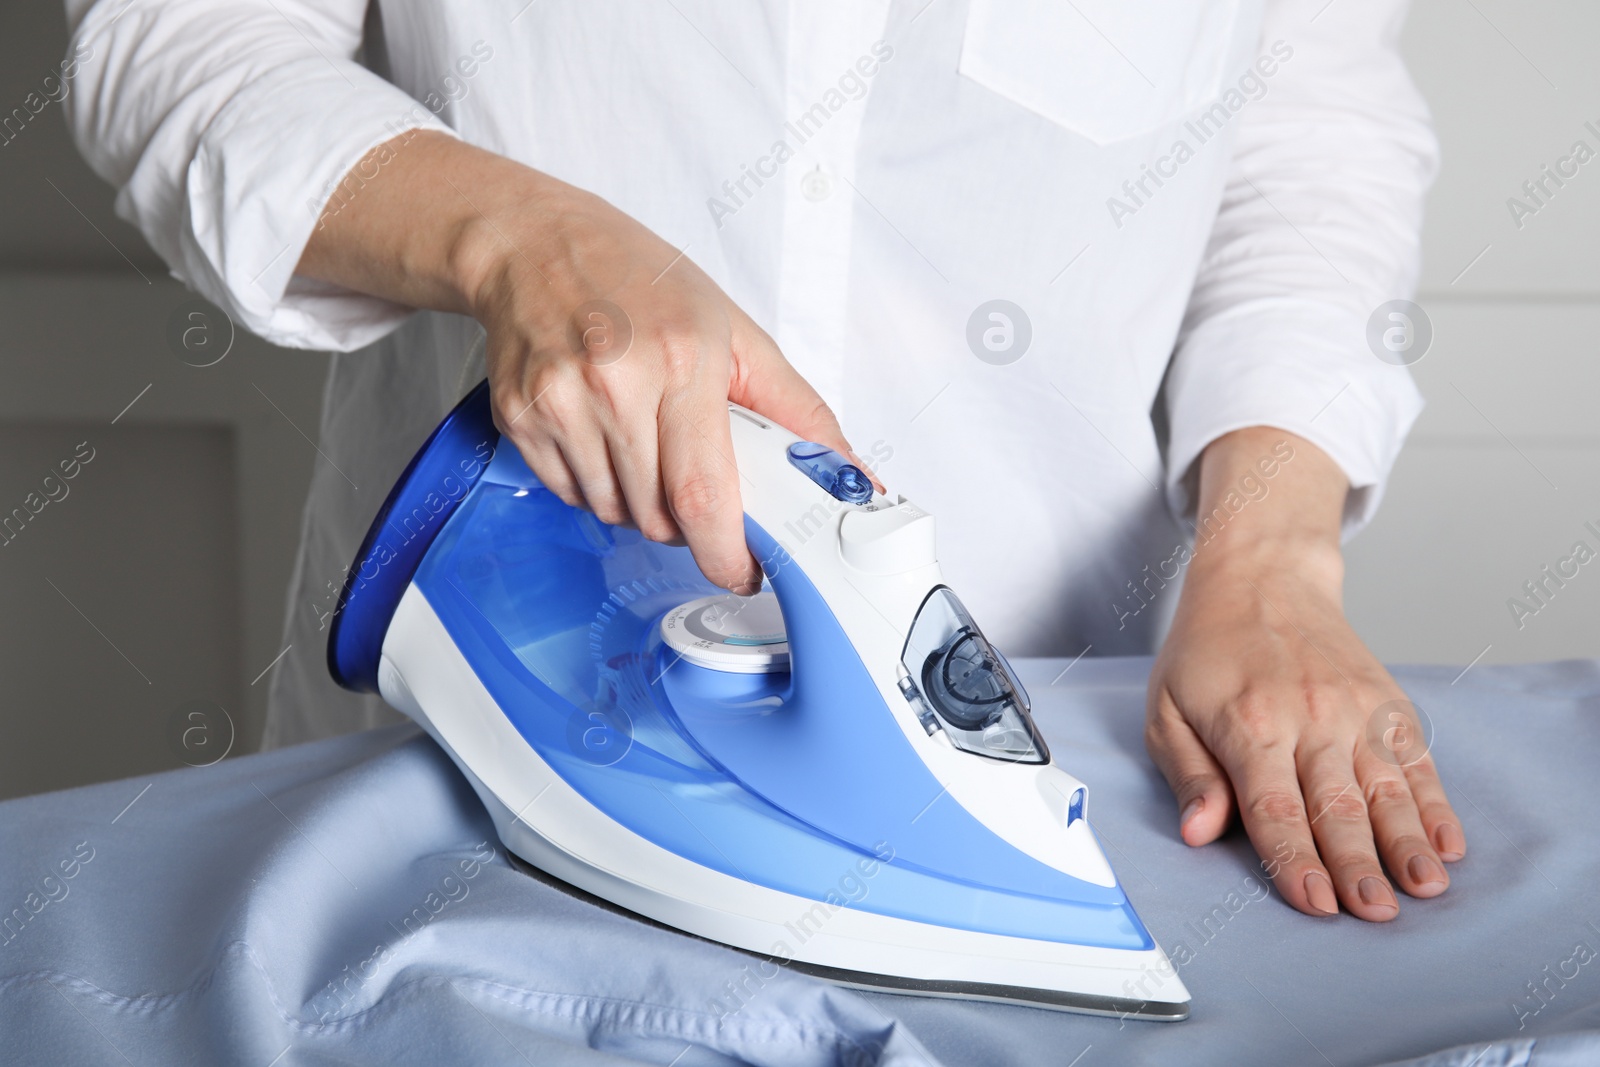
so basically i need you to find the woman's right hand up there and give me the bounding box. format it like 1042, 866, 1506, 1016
300, 130, 857, 592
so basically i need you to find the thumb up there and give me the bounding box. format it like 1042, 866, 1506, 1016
1145, 688, 1234, 846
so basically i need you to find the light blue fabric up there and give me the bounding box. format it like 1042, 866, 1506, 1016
5, 656, 1600, 1065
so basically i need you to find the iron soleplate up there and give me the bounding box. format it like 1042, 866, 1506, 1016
507, 853, 1189, 1022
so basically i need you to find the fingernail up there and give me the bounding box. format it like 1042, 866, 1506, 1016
1433, 824, 1465, 862
1304, 871, 1338, 915
1408, 854, 1447, 889
1358, 876, 1398, 911
1180, 797, 1204, 829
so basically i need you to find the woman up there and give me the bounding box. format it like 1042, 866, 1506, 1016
64, 0, 1463, 921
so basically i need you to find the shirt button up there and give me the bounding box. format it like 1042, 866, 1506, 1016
800, 166, 833, 202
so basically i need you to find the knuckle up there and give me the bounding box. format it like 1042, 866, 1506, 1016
1418, 799, 1459, 825
656, 332, 704, 379
637, 514, 678, 543
511, 445, 566, 493
575, 364, 624, 409
589, 495, 628, 526
1363, 776, 1414, 810
706, 554, 748, 586
1225, 690, 1288, 748
668, 474, 726, 524
1402, 751, 1442, 778
1171, 772, 1218, 803
490, 394, 525, 432
1300, 682, 1348, 724
1308, 787, 1367, 823
1244, 789, 1306, 826
1334, 854, 1386, 882
1141, 717, 1168, 749
538, 375, 580, 420
1382, 832, 1433, 858
498, 372, 574, 431
520, 456, 560, 491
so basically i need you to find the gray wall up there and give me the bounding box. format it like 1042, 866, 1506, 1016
0, 2, 1592, 796
0, 6, 329, 798
1344, 1, 1600, 668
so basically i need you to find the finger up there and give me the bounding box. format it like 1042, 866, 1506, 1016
1382, 723, 1465, 863
557, 418, 631, 527
1355, 750, 1449, 899
727, 318, 882, 486
1213, 719, 1337, 917
488, 358, 590, 510
1366, 694, 1465, 862
1401, 753, 1466, 862
607, 414, 680, 544
842, 445, 887, 495
1298, 743, 1398, 921
514, 435, 584, 510
1143, 687, 1234, 846
658, 348, 758, 593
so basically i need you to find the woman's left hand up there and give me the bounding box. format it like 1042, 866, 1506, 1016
1143, 427, 1466, 921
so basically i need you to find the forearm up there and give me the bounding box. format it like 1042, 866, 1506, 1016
294, 130, 577, 319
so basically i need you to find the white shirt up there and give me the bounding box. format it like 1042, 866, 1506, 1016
64, 0, 1435, 746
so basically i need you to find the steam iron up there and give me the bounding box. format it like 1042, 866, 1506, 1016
328, 381, 1189, 1020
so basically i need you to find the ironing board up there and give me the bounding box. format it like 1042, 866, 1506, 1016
3, 656, 1599, 1066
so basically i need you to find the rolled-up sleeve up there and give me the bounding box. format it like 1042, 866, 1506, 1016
1165, 0, 1437, 538
63, 0, 458, 351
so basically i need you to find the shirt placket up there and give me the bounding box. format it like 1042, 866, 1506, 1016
774, 0, 891, 416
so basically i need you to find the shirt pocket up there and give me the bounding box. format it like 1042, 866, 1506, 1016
957, 0, 1241, 145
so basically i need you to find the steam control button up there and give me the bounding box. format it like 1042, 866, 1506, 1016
787, 442, 873, 504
